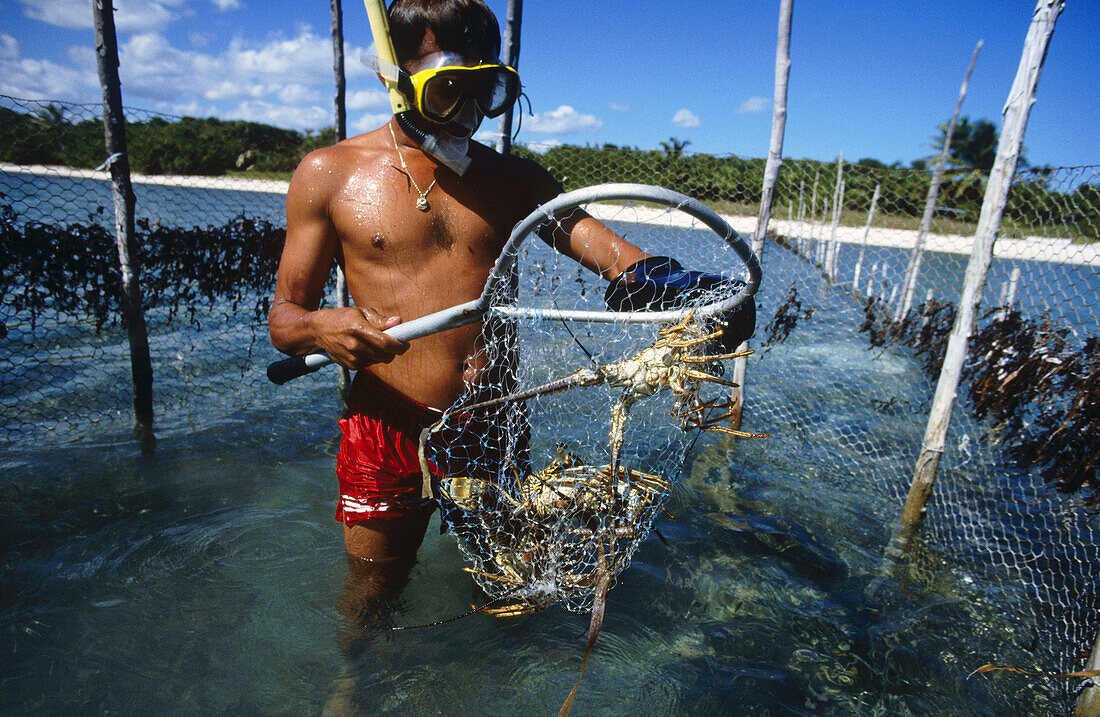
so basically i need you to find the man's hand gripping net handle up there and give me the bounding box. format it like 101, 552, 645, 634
266, 183, 763, 385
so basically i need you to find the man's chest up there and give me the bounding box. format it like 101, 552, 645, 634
331, 171, 529, 265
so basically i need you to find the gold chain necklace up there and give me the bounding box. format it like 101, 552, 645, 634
389, 121, 438, 212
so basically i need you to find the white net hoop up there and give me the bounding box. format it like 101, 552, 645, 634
418, 185, 763, 615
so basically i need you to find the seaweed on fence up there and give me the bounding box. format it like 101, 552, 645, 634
966, 313, 1099, 509
0, 202, 120, 331
138, 215, 285, 323
762, 284, 815, 352
859, 297, 1099, 508
859, 297, 955, 375
0, 202, 285, 331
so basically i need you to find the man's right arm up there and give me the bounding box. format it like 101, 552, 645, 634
268, 150, 409, 369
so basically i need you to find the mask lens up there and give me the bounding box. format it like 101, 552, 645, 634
421, 72, 466, 121
475, 68, 519, 118
412, 63, 520, 123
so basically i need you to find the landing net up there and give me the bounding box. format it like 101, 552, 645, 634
419, 188, 761, 615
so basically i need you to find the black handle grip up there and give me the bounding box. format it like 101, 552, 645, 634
266, 354, 329, 385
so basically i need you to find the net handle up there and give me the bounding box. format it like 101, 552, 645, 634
267, 183, 762, 384
487, 182, 761, 324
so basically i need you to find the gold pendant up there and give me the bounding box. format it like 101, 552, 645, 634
416, 196, 430, 211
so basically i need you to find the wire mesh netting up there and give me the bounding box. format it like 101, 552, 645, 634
422, 194, 759, 615
2, 94, 1098, 710
1, 95, 290, 442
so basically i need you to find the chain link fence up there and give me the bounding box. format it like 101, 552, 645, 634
1, 95, 297, 444
2, 94, 1098, 711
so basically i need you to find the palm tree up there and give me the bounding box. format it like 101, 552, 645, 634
659, 137, 691, 158
929, 116, 1026, 174
34, 103, 71, 161
34, 103, 68, 129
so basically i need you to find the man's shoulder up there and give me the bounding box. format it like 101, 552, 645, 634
471, 141, 548, 174
289, 129, 388, 196
469, 142, 561, 200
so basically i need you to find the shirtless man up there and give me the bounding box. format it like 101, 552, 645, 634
269, 0, 754, 589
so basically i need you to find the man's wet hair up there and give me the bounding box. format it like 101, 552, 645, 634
389, 0, 502, 65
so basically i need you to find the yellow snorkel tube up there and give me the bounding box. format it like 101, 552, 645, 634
361, 0, 474, 175
363, 0, 409, 114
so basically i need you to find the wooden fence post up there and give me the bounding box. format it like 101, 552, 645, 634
825, 153, 844, 282
93, 0, 154, 447
331, 0, 351, 401
331, 0, 347, 142
730, 0, 791, 430
894, 40, 983, 322
852, 184, 880, 297
893, 0, 1063, 553
495, 0, 523, 155
1074, 625, 1100, 716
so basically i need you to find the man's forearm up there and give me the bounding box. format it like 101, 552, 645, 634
269, 301, 324, 356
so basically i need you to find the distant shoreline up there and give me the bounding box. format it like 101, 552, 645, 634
1, 162, 289, 194
588, 204, 1099, 267
5, 162, 1096, 266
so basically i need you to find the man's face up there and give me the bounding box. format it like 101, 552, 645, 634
402, 28, 487, 139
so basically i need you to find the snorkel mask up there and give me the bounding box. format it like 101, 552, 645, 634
362, 0, 520, 175
399, 52, 520, 126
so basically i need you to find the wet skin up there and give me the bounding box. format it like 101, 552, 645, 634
268, 31, 648, 567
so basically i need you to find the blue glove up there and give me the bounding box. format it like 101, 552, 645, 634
604, 256, 755, 351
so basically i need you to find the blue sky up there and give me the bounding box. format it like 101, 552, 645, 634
2, 0, 1097, 167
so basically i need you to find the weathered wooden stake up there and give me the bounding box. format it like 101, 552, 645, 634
809, 169, 820, 261
995, 265, 1021, 321
331, 0, 347, 142
825, 154, 844, 282
93, 0, 154, 447
852, 184, 880, 297
893, 0, 1063, 554
331, 0, 351, 401
495, 0, 523, 155
1074, 625, 1100, 717
894, 40, 983, 322
730, 0, 791, 430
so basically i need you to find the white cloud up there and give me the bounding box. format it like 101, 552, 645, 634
346, 88, 389, 112
734, 96, 770, 114
228, 99, 330, 129
108, 29, 372, 126
277, 83, 319, 105
525, 105, 602, 134
0, 33, 92, 100
210, 0, 241, 9
671, 108, 701, 128
1, 34, 19, 63
18, 0, 186, 32
351, 112, 395, 133
607, 102, 630, 112
523, 139, 562, 154
3, 18, 377, 131
227, 32, 335, 85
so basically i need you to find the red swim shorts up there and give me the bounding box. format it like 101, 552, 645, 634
335, 370, 442, 526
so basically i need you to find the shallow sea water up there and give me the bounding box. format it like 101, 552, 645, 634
1, 386, 1053, 715
1, 175, 1083, 714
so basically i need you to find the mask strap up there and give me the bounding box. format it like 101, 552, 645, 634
363, 53, 404, 85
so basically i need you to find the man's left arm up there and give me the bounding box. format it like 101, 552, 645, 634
524, 164, 756, 349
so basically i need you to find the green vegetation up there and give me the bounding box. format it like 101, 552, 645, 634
2, 105, 1096, 240
519, 144, 1099, 242
929, 116, 1008, 173
0, 104, 334, 176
